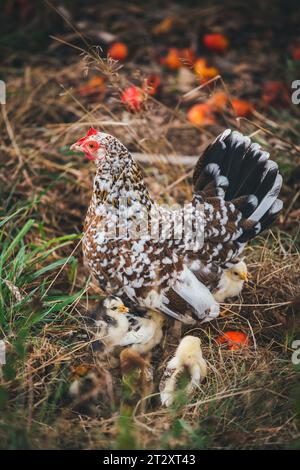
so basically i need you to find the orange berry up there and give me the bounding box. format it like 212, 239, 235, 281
108, 42, 128, 61
203, 33, 229, 53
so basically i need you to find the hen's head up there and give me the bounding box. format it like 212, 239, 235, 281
70, 128, 125, 164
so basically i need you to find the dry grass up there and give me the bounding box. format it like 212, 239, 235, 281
0, 0, 300, 450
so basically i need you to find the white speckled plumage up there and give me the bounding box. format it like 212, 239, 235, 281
71, 128, 283, 323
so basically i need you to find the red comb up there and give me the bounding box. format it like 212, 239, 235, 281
77, 127, 98, 144
86, 127, 97, 136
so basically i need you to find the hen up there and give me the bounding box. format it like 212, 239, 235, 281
71, 129, 282, 322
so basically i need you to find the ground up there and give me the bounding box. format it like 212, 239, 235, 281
0, 0, 300, 450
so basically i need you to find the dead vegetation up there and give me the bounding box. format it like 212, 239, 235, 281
0, 0, 300, 450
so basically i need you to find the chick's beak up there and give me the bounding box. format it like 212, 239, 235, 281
118, 304, 129, 314
240, 272, 248, 282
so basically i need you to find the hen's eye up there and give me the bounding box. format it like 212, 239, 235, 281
89, 143, 95, 148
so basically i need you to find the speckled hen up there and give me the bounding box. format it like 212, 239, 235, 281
71, 128, 282, 322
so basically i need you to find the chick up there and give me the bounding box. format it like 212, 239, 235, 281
87, 296, 130, 354
120, 310, 164, 354
68, 364, 114, 416
120, 348, 154, 414
160, 335, 207, 407
87, 296, 164, 355
213, 259, 248, 303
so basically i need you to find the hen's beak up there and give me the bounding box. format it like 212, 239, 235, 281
240, 272, 249, 282
70, 142, 83, 152
118, 304, 129, 314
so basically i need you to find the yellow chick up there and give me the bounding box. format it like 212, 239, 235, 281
160, 335, 207, 407
213, 259, 248, 303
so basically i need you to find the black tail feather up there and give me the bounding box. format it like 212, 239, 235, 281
232, 194, 258, 219
194, 129, 283, 244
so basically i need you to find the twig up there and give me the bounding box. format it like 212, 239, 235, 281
132, 152, 198, 166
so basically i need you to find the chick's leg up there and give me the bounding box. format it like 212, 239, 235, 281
186, 363, 201, 395
120, 348, 154, 414
160, 368, 181, 407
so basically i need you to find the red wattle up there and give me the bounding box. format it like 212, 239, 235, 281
85, 153, 96, 161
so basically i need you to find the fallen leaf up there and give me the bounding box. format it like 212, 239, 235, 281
207, 90, 228, 111
153, 17, 174, 35
121, 85, 144, 111
291, 45, 300, 61
143, 74, 161, 96
108, 42, 128, 61
194, 58, 219, 84
203, 33, 229, 53
160, 48, 182, 70
78, 76, 106, 97
181, 48, 196, 66
216, 331, 250, 350
231, 98, 253, 116
262, 81, 290, 107
187, 103, 216, 126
